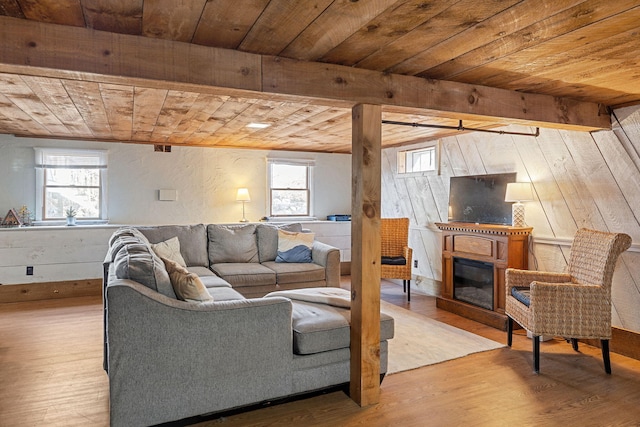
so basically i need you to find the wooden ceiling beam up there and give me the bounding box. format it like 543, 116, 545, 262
0, 16, 610, 132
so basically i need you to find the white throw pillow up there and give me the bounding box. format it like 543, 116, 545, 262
151, 236, 187, 268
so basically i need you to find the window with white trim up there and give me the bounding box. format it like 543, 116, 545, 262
268, 159, 314, 217
34, 148, 108, 221
397, 145, 437, 174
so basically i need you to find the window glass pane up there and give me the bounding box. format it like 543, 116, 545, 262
45, 187, 100, 219
410, 149, 434, 172
271, 190, 308, 216
271, 164, 306, 189
398, 146, 436, 173
35, 148, 107, 221
45, 168, 100, 186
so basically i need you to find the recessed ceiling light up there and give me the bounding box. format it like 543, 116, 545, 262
246, 122, 271, 129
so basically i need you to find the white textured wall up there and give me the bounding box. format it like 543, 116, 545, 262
0, 135, 351, 224
0, 135, 352, 285
381, 106, 640, 333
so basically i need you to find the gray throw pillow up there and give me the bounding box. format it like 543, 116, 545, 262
207, 224, 259, 264
256, 223, 303, 262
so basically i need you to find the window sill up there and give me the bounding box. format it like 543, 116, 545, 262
261, 216, 318, 222
32, 220, 110, 227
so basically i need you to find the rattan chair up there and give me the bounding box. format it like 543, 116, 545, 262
506, 228, 631, 374
381, 217, 413, 301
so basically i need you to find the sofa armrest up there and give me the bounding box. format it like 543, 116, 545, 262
312, 241, 341, 287
106, 279, 294, 426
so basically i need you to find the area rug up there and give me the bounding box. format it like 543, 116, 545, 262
381, 301, 505, 374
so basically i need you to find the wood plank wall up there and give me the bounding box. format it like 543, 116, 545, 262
0, 226, 115, 285
381, 106, 640, 333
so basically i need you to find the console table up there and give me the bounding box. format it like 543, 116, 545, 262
434, 222, 532, 330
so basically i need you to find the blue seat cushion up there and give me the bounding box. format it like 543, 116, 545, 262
381, 256, 406, 265
511, 286, 531, 307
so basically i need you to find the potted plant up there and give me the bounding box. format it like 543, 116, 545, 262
65, 207, 77, 226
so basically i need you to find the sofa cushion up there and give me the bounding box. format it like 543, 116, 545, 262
185, 266, 215, 277
288, 301, 394, 355
232, 284, 284, 299
276, 230, 314, 263
107, 235, 143, 263
108, 227, 150, 247
162, 258, 212, 302
208, 224, 259, 264
261, 261, 325, 285
138, 224, 209, 267
210, 262, 276, 287
256, 223, 303, 262
206, 286, 246, 301
511, 286, 531, 307
151, 236, 187, 268
199, 275, 233, 288
106, 228, 150, 262
113, 242, 176, 299
381, 256, 407, 266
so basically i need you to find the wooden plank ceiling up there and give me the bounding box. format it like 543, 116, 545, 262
0, 0, 638, 153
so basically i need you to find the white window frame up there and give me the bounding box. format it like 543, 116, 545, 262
34, 147, 108, 222
397, 143, 439, 175
267, 158, 315, 218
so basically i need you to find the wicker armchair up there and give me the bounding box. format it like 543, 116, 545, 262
381, 218, 413, 301
506, 228, 631, 374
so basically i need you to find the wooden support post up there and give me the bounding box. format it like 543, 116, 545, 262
350, 103, 382, 406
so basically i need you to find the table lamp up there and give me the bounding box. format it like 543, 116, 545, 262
505, 182, 533, 227
236, 188, 251, 222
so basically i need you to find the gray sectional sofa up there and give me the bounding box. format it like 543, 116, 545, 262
103, 223, 394, 427
134, 222, 341, 298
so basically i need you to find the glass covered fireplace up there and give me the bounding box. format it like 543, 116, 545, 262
453, 257, 494, 311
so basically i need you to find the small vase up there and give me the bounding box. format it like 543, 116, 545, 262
66, 216, 76, 226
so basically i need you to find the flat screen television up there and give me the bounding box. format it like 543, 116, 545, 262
448, 172, 517, 225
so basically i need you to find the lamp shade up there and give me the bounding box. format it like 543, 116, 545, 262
505, 182, 533, 202
236, 188, 251, 202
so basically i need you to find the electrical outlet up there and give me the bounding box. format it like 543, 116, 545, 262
414, 260, 418, 268
26, 266, 34, 275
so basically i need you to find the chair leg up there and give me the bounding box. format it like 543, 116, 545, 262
403, 280, 406, 292
407, 280, 410, 302
533, 335, 540, 374
507, 317, 513, 347
602, 340, 612, 374
571, 338, 579, 352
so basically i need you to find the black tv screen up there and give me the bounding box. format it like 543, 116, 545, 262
448, 173, 517, 225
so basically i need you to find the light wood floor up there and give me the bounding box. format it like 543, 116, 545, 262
1, 280, 640, 426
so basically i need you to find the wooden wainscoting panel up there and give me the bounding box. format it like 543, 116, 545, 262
583, 327, 640, 362
0, 279, 102, 303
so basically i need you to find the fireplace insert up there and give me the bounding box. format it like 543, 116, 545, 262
453, 257, 494, 310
